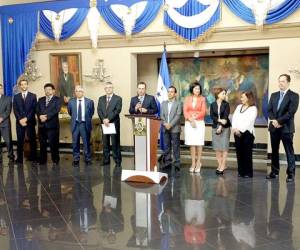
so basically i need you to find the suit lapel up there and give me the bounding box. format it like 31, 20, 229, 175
84, 97, 88, 117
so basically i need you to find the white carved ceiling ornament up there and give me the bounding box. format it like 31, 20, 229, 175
43, 8, 77, 42
110, 1, 147, 37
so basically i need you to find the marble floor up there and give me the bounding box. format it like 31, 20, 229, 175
0, 154, 299, 250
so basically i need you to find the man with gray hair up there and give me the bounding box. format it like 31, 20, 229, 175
97, 82, 122, 167
68, 85, 95, 166
59, 61, 74, 104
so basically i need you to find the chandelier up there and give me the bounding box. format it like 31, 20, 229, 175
84, 59, 110, 82
24, 56, 41, 81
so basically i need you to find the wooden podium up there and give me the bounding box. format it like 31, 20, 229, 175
121, 114, 168, 184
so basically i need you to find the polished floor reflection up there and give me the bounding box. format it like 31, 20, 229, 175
0, 155, 299, 250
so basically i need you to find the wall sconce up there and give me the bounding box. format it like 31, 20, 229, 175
84, 59, 110, 82
288, 61, 300, 77
24, 56, 41, 82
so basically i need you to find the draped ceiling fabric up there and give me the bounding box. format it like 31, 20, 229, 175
224, 0, 300, 25
164, 0, 221, 42
40, 8, 89, 41
1, 12, 38, 96
0, 0, 300, 95
98, 0, 162, 36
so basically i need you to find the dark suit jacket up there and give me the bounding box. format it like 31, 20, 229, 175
67, 97, 95, 133
210, 101, 231, 129
59, 72, 74, 98
13, 92, 37, 126
268, 89, 299, 133
97, 94, 122, 128
0, 95, 12, 128
129, 94, 158, 115
36, 96, 62, 129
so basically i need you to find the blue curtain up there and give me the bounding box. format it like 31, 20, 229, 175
0, 0, 90, 14
224, 0, 300, 24
98, 0, 162, 35
1, 12, 38, 96
40, 8, 89, 41
164, 0, 220, 42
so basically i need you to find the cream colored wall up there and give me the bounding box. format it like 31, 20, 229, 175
1, 4, 300, 152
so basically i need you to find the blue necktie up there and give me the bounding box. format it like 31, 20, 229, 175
78, 100, 82, 122
277, 91, 284, 110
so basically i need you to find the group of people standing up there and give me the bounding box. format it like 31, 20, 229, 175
0, 74, 298, 182
158, 74, 298, 182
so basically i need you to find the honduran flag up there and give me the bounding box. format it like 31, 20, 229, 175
156, 45, 171, 150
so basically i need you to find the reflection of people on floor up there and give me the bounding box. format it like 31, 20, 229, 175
159, 178, 183, 249
0, 167, 8, 237
207, 177, 234, 250
5, 165, 40, 248
100, 166, 124, 244
71, 168, 97, 244
232, 179, 256, 248
268, 182, 295, 249
184, 175, 206, 248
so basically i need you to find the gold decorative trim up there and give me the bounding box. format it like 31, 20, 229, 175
35, 22, 300, 51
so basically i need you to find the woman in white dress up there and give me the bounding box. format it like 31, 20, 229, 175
183, 81, 207, 173
232, 91, 257, 178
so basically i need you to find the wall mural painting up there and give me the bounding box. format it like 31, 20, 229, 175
166, 55, 269, 125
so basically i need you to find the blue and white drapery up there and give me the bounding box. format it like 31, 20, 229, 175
40, 8, 89, 41
224, 0, 300, 25
164, 0, 221, 42
156, 46, 171, 150
98, 0, 162, 36
1, 12, 38, 96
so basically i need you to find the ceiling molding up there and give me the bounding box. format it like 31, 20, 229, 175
35, 22, 300, 51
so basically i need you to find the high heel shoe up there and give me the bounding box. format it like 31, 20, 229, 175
194, 163, 201, 173
189, 166, 195, 172
216, 170, 224, 175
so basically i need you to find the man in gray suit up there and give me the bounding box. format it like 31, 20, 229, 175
160, 86, 182, 175
0, 84, 14, 164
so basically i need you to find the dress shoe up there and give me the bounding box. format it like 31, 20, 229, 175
216, 170, 224, 175
15, 159, 23, 164
115, 163, 122, 168
286, 175, 294, 183
85, 160, 92, 166
73, 161, 79, 167
266, 172, 278, 180
243, 175, 252, 178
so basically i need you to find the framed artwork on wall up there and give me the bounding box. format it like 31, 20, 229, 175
160, 54, 269, 125
50, 52, 82, 113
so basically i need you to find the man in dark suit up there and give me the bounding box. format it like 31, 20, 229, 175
129, 82, 158, 115
97, 82, 122, 166
36, 83, 62, 166
160, 86, 182, 175
68, 85, 94, 166
59, 61, 74, 105
0, 84, 14, 164
13, 78, 37, 164
266, 74, 299, 182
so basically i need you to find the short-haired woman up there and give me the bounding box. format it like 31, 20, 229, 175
232, 91, 257, 178
183, 81, 206, 173
210, 88, 231, 175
